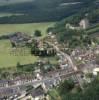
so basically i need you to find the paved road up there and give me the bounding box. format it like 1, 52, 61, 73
46, 41, 78, 71
46, 41, 84, 88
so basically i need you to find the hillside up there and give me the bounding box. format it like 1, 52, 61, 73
47, 0, 99, 49
0, 0, 97, 23
0, 0, 33, 6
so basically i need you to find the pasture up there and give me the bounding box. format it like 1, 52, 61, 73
0, 22, 55, 68
0, 22, 54, 36
0, 13, 24, 17
0, 39, 39, 68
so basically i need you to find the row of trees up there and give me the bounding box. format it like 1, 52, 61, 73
31, 40, 56, 57
31, 48, 56, 57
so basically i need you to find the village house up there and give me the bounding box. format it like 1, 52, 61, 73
10, 32, 32, 47
0, 88, 21, 99
66, 18, 89, 30
30, 85, 46, 100
79, 18, 89, 29
66, 23, 80, 30
93, 68, 99, 76
20, 85, 47, 100
32, 38, 56, 56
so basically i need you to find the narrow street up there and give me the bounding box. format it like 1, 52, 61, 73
46, 38, 84, 88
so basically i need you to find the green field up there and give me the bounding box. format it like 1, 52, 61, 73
0, 39, 39, 68
0, 13, 24, 17
0, 22, 55, 68
0, 22, 54, 36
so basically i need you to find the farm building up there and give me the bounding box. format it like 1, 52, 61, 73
79, 18, 89, 29
10, 32, 32, 47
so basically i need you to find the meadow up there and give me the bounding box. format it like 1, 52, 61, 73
0, 13, 24, 17
0, 22, 55, 68
0, 22, 54, 36
0, 40, 38, 68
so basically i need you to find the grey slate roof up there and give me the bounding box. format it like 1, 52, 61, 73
31, 85, 45, 97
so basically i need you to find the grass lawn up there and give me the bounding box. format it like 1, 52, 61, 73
49, 89, 61, 100
40, 57, 58, 65
0, 22, 55, 68
0, 39, 39, 68
0, 22, 54, 37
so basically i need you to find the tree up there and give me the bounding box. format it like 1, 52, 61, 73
1, 72, 10, 79
95, 56, 99, 65
56, 78, 99, 100
16, 62, 23, 71
34, 30, 42, 37
58, 79, 75, 95
17, 62, 21, 67
46, 27, 54, 33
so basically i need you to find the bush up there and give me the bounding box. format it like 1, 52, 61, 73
58, 79, 75, 95
34, 30, 42, 37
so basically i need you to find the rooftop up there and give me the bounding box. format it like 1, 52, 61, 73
31, 85, 45, 97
